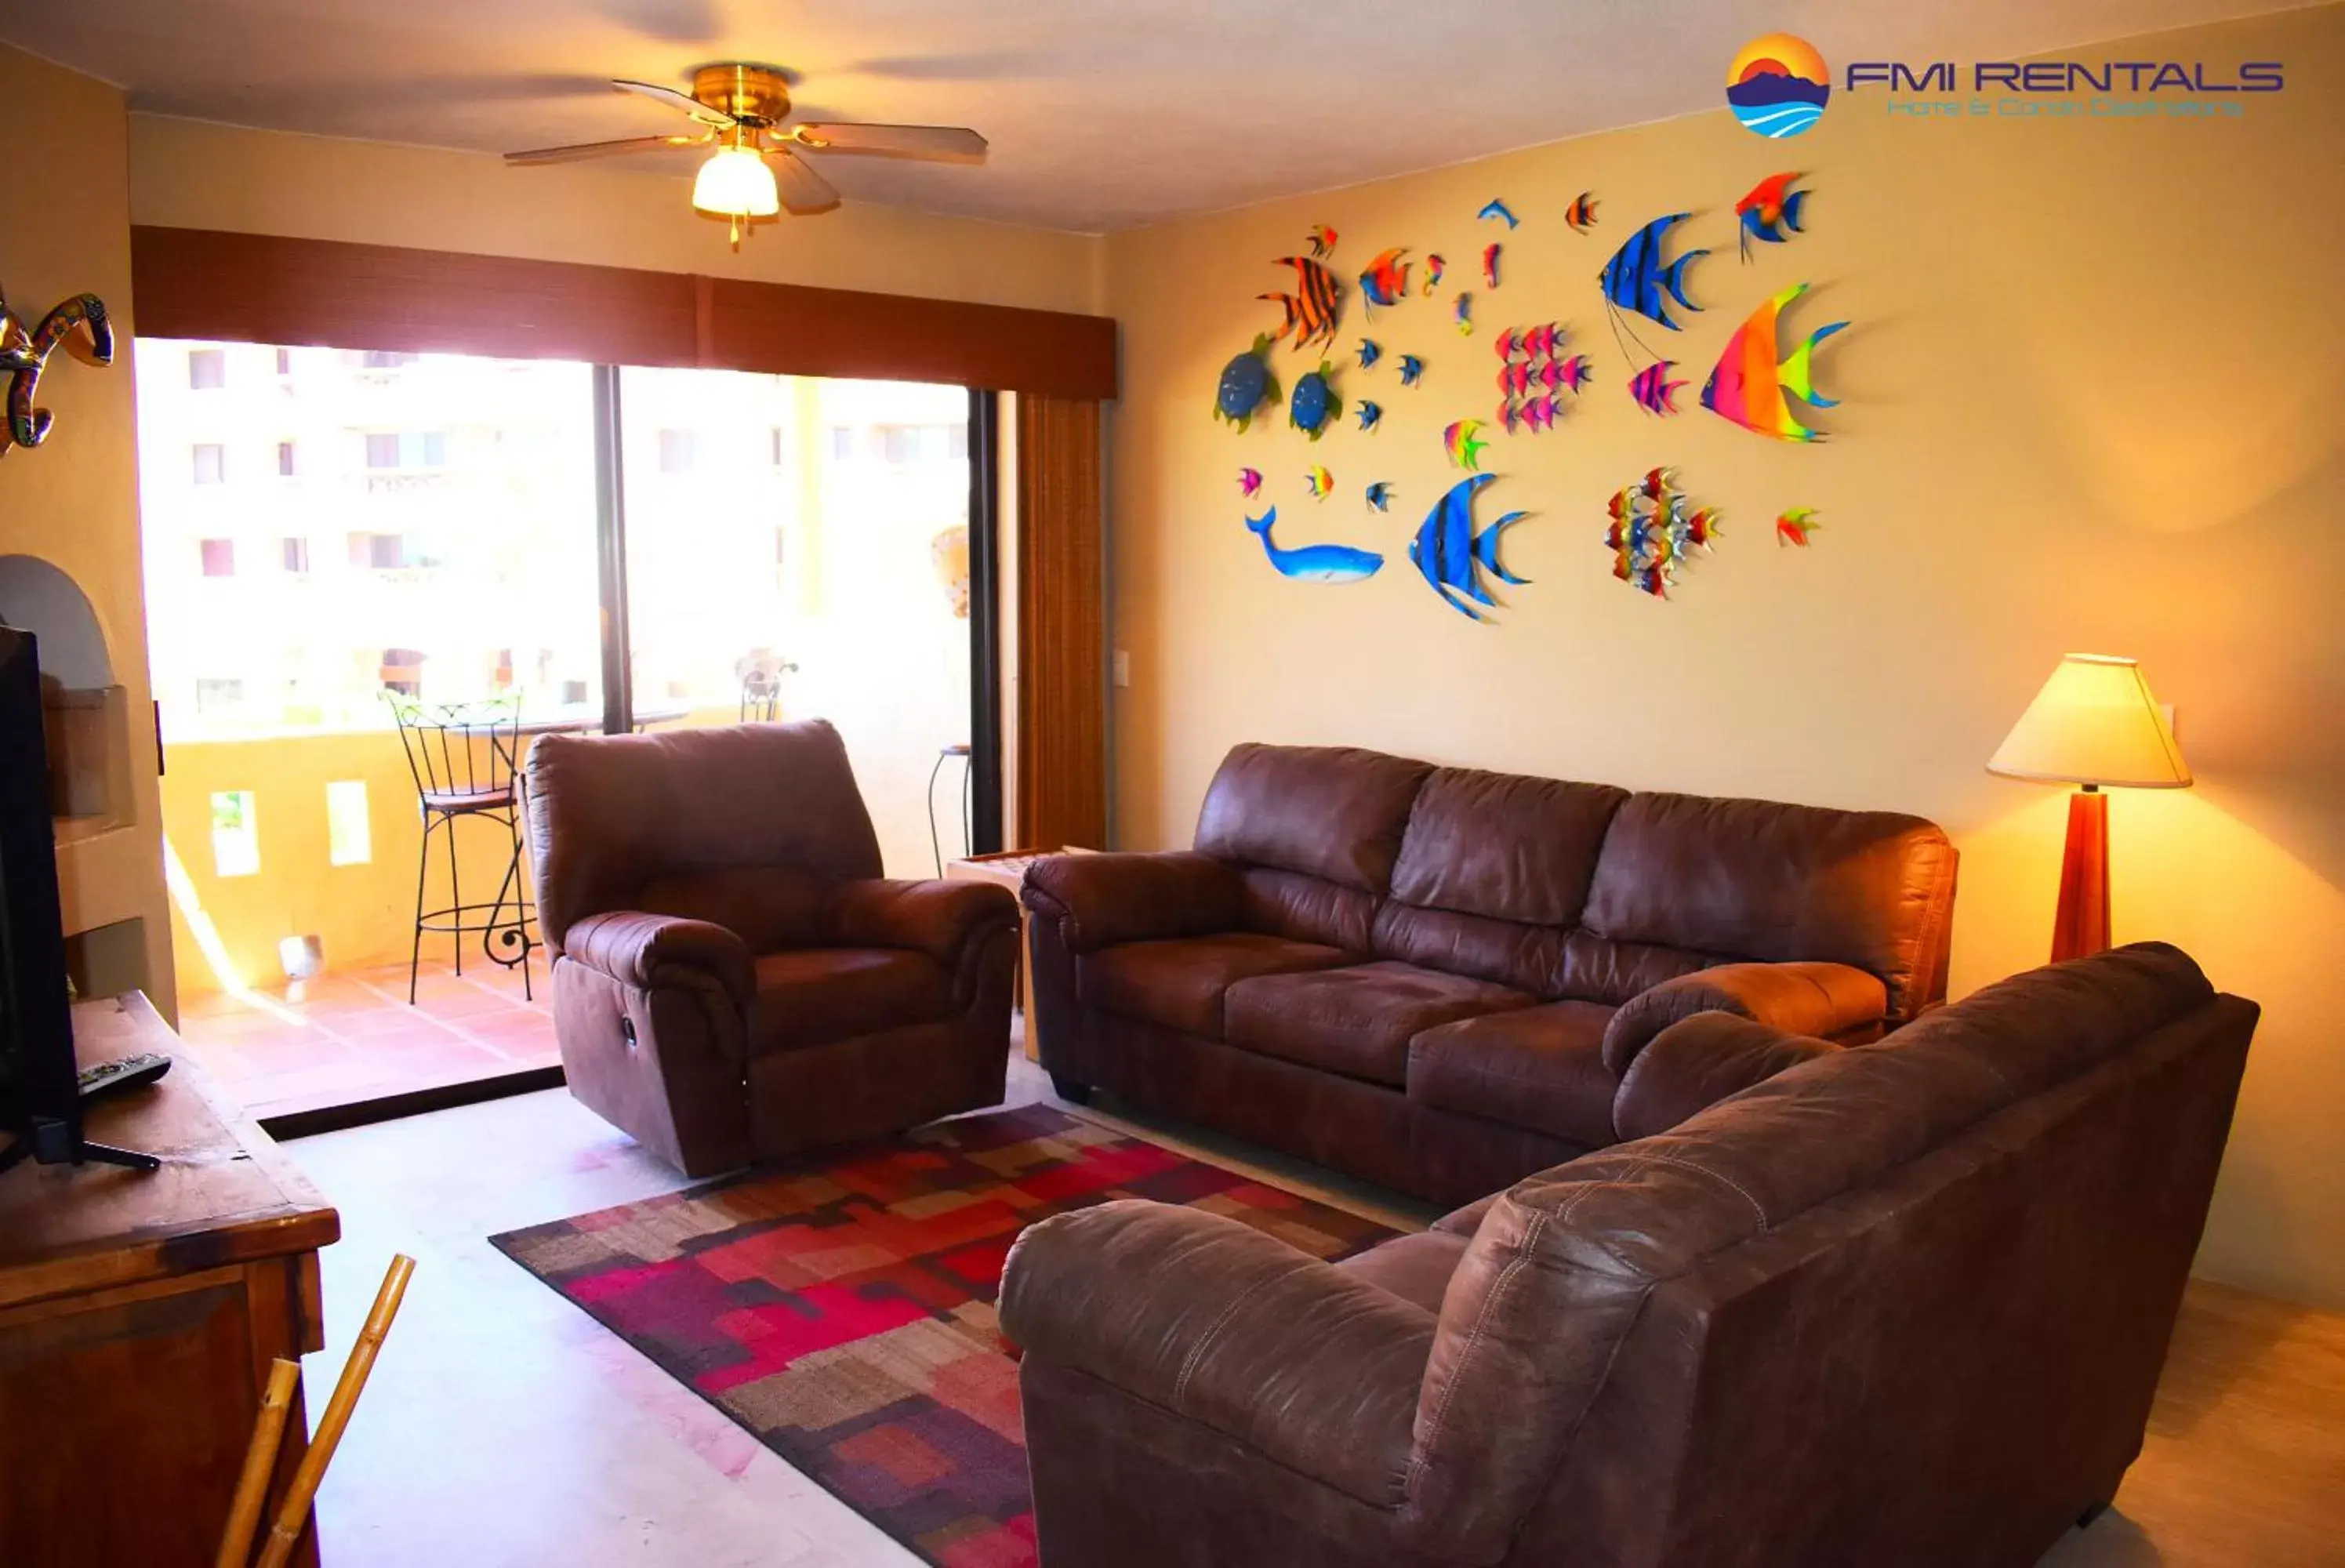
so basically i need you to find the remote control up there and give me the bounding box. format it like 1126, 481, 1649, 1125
78, 1051, 172, 1102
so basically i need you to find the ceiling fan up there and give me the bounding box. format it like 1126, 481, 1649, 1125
505, 63, 988, 245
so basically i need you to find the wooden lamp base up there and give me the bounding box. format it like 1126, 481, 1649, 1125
2050, 786, 2111, 963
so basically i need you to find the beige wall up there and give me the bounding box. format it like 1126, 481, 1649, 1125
129, 117, 1105, 314
0, 45, 176, 1018
1102, 5, 2345, 1308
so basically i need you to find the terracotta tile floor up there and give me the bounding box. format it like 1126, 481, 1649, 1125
175, 957, 559, 1120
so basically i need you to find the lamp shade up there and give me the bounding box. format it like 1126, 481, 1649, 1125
1987, 655, 2192, 789
692, 146, 779, 218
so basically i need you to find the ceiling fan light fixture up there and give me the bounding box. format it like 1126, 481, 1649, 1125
692, 144, 779, 218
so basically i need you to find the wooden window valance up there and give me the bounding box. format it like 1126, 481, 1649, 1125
129, 227, 1116, 400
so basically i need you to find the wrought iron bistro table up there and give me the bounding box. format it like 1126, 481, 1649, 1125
391, 702, 692, 1004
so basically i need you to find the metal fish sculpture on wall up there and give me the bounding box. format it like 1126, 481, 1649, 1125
1424, 254, 1447, 293
1398, 354, 1426, 386
1477, 198, 1519, 228
1357, 400, 1383, 432
1213, 334, 1280, 431
1289, 361, 1341, 440
1307, 223, 1338, 257
1628, 361, 1686, 415
1454, 293, 1474, 336
1701, 282, 1847, 441
1305, 463, 1334, 499
1776, 506, 1822, 546
1247, 507, 1383, 583
1359, 249, 1412, 314
1565, 192, 1599, 233
1410, 472, 1530, 622
1260, 256, 1345, 354
1482, 243, 1502, 290
1605, 468, 1720, 598
1365, 481, 1393, 512
1543, 355, 1593, 392
1443, 419, 1488, 470
1, 292, 114, 452
1238, 466, 1263, 495
1357, 338, 1383, 369
1736, 173, 1810, 261
1598, 213, 1707, 335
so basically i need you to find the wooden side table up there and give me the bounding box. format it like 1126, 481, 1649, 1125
946, 848, 1091, 1062
0, 994, 340, 1567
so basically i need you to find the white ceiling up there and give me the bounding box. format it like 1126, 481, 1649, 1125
0, 0, 2311, 232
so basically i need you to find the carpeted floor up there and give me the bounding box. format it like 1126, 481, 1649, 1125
490, 1102, 1398, 1567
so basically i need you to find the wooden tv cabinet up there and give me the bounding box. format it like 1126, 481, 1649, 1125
0, 993, 339, 1566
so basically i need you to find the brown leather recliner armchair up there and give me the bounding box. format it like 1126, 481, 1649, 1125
525, 719, 1018, 1177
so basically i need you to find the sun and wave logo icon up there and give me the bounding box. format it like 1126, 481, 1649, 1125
1728, 34, 1831, 138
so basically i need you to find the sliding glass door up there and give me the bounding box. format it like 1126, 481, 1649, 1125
618, 369, 976, 876
136, 341, 996, 1124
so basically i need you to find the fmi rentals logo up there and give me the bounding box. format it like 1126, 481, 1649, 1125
1728, 33, 2285, 133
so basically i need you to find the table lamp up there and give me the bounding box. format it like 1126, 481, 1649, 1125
1987, 655, 2192, 962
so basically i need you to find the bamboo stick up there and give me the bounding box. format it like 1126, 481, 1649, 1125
252, 1254, 416, 1568
216, 1358, 302, 1568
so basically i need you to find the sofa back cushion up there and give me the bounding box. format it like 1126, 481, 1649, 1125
1581, 792, 1956, 1018
528, 719, 881, 952
1390, 768, 1630, 925
1193, 743, 1432, 895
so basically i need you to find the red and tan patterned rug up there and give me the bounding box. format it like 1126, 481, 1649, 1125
491, 1102, 1397, 1567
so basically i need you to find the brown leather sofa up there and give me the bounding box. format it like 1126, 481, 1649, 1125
1002, 942, 2257, 1567
1024, 743, 1958, 1204
525, 720, 1018, 1176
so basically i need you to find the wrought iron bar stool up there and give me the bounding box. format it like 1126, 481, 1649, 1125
927, 742, 973, 875
386, 692, 535, 1003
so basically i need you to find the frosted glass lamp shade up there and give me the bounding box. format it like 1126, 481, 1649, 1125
692, 147, 780, 217
1987, 655, 2192, 789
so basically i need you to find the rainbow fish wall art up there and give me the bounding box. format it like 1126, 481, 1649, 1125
1628, 361, 1686, 415
1259, 256, 1345, 354
1776, 507, 1822, 545
1305, 463, 1334, 498
1565, 192, 1598, 232
1701, 281, 1847, 441
1359, 249, 1412, 314
1736, 173, 1810, 261
1443, 419, 1488, 470
1603, 467, 1720, 598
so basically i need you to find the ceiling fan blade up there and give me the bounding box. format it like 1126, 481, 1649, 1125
771, 149, 841, 215
613, 78, 735, 126
504, 133, 706, 165
790, 122, 987, 163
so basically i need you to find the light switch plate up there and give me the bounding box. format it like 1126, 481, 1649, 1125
1113, 650, 1131, 688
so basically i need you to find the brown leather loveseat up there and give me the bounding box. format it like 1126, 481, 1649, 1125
1024, 743, 1958, 1204
526, 720, 1018, 1176
1003, 942, 2258, 1566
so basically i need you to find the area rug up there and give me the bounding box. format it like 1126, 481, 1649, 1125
490, 1102, 1397, 1567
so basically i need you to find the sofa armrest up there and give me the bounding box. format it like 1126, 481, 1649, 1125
1001, 1200, 1433, 1508
561, 910, 755, 1011
824, 877, 1018, 965
1602, 960, 1888, 1076
1020, 851, 1244, 953
1613, 1012, 1841, 1142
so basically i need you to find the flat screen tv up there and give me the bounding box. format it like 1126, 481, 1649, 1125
0, 625, 154, 1172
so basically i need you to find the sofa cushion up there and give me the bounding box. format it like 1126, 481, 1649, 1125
1080, 933, 1352, 1040
1226, 961, 1536, 1087
1388, 767, 1629, 926
1407, 1000, 1620, 1147
1194, 743, 1433, 894
1337, 1229, 1473, 1313
747, 947, 953, 1056
1581, 791, 1956, 1018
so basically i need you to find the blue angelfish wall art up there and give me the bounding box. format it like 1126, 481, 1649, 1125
1410, 473, 1530, 622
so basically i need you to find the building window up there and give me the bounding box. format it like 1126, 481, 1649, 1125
379, 648, 426, 697
209, 787, 260, 877
275, 348, 293, 376
195, 681, 247, 715
188, 349, 227, 390
280, 537, 310, 575
347, 532, 416, 570
199, 538, 237, 578
364, 431, 447, 470
192, 443, 227, 484
278, 441, 297, 477
770, 426, 786, 466
877, 424, 963, 465
360, 350, 419, 370
831, 425, 856, 461
657, 428, 699, 474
